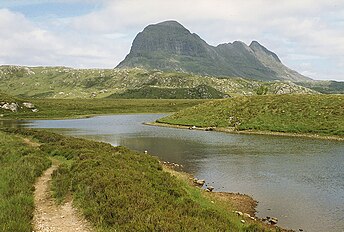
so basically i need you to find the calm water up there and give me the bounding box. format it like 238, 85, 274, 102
3, 114, 344, 232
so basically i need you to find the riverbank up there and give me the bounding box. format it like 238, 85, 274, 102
1, 128, 283, 231
156, 95, 344, 139
162, 163, 291, 231
146, 122, 344, 141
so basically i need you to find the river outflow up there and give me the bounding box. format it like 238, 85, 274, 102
2, 114, 344, 232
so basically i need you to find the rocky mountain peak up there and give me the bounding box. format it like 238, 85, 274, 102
117, 21, 311, 82
154, 20, 186, 29
249, 41, 281, 63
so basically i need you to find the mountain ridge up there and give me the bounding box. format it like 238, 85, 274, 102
117, 20, 311, 82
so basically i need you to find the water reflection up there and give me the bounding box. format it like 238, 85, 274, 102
0, 119, 31, 128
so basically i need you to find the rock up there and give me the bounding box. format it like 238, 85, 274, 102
196, 179, 205, 186
144, 150, 148, 154
23, 102, 35, 109
193, 178, 198, 183
32, 109, 39, 112
240, 220, 245, 224
2, 103, 18, 112
235, 211, 243, 216
269, 217, 278, 225
243, 213, 251, 218
207, 186, 214, 192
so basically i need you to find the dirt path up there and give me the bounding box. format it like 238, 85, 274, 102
33, 164, 92, 232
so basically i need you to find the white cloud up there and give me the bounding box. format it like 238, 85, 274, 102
0, 1, 344, 80
0, 8, 126, 68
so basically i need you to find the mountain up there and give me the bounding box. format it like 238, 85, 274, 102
117, 21, 311, 82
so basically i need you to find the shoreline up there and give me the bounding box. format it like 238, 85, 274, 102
162, 163, 258, 216
162, 163, 292, 231
145, 121, 344, 142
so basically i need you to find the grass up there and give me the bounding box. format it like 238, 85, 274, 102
1, 128, 275, 231
1, 98, 206, 119
0, 131, 51, 232
157, 94, 344, 137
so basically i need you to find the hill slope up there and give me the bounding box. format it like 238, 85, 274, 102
297, 81, 344, 94
107, 85, 228, 99
117, 21, 311, 82
158, 95, 344, 137
0, 66, 316, 99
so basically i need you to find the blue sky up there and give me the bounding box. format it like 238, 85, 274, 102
0, 0, 343, 81
0, 1, 97, 18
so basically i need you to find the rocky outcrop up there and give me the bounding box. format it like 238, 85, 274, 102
23, 102, 35, 109
1, 102, 18, 112
0, 101, 38, 113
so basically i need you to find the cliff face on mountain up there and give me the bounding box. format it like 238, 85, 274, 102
117, 21, 311, 82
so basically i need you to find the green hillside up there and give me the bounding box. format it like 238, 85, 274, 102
158, 94, 344, 137
0, 66, 316, 99
108, 85, 228, 99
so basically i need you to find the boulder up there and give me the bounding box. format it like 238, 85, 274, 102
23, 102, 35, 109
207, 186, 214, 192
269, 217, 278, 225
196, 179, 205, 186
2, 103, 18, 112
234, 211, 243, 216
243, 213, 251, 218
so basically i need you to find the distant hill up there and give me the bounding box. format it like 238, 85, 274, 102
0, 66, 317, 99
107, 85, 228, 99
297, 81, 344, 94
117, 20, 311, 82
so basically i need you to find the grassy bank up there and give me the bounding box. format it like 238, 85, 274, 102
1, 98, 206, 119
0, 131, 51, 231
157, 94, 344, 137
1, 128, 277, 231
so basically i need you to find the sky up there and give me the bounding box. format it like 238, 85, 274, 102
0, 0, 343, 81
